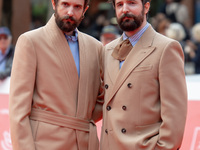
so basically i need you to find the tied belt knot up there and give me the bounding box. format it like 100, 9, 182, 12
30, 108, 98, 150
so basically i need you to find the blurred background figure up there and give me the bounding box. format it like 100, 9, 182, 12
100, 25, 120, 46
151, 13, 171, 36
165, 23, 186, 47
157, 0, 190, 41
159, 0, 189, 28
185, 23, 200, 74
165, 23, 197, 74
0, 27, 14, 80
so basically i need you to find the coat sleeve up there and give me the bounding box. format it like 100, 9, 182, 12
9, 34, 37, 150
155, 41, 188, 150
92, 45, 105, 123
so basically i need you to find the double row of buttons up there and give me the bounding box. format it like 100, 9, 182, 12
105, 83, 132, 89
105, 128, 126, 134
104, 83, 132, 135
106, 105, 127, 111
106, 103, 128, 134
106, 106, 127, 134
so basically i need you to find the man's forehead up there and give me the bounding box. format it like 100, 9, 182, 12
59, 0, 85, 5
115, 0, 138, 3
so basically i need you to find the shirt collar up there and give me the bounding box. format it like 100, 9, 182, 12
122, 22, 149, 46
65, 29, 78, 42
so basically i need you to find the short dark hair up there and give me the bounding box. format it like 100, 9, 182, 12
54, 0, 90, 9
108, 0, 151, 7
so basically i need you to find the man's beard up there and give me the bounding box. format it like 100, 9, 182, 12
55, 10, 83, 33
117, 10, 144, 32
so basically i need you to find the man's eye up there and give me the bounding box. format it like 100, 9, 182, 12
62, 3, 68, 7
75, 5, 82, 9
128, 1, 135, 5
116, 3, 123, 7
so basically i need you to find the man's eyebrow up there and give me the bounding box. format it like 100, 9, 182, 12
116, 0, 137, 4
127, 0, 137, 2
74, 4, 83, 7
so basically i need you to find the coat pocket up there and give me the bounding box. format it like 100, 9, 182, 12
133, 65, 153, 72
135, 122, 160, 149
135, 122, 160, 136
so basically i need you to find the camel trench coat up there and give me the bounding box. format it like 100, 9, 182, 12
100, 25, 187, 150
9, 15, 103, 150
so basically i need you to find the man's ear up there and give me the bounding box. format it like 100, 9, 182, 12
83, 5, 89, 16
51, 0, 56, 10
144, 2, 150, 15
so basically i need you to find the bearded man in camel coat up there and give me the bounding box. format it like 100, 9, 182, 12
9, 0, 103, 150
100, 0, 187, 149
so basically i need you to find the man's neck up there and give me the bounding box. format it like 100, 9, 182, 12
64, 30, 76, 36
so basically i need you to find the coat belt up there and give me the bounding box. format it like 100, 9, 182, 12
30, 108, 99, 150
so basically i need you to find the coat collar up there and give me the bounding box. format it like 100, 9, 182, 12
44, 15, 91, 116
44, 14, 79, 88
106, 25, 156, 103
45, 15, 93, 118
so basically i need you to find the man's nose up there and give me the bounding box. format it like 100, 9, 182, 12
122, 3, 129, 14
67, 6, 74, 16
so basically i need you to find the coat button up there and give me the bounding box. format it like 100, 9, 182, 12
107, 106, 111, 111
127, 83, 132, 88
105, 84, 109, 89
121, 128, 126, 133
105, 129, 108, 134
122, 106, 127, 110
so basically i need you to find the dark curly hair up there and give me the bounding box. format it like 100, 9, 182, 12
54, 0, 90, 9
108, 0, 151, 7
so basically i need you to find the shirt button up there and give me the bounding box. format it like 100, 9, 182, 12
105, 84, 109, 89
105, 129, 108, 134
121, 128, 126, 133
107, 106, 111, 111
122, 106, 127, 110
127, 83, 132, 88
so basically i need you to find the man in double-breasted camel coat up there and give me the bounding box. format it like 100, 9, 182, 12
100, 0, 187, 149
9, 0, 103, 150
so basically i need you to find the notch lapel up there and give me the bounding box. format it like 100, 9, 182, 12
106, 38, 122, 85
106, 50, 120, 85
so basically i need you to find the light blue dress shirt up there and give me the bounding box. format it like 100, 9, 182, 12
0, 47, 10, 72
65, 30, 80, 77
119, 23, 150, 68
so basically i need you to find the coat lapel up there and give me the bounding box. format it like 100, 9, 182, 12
106, 38, 122, 85
44, 15, 79, 97
75, 31, 88, 118
107, 26, 156, 103
45, 17, 92, 118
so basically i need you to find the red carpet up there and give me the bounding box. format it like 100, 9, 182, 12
1, 75, 200, 150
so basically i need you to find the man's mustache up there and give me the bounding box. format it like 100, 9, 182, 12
63, 16, 76, 22
120, 13, 135, 20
